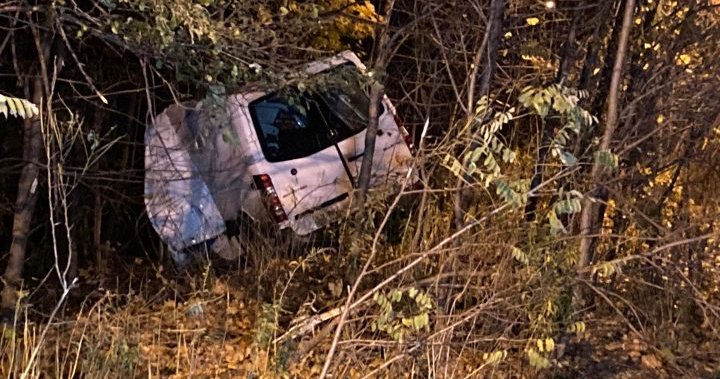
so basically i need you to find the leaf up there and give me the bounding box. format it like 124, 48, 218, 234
567, 321, 586, 334
22, 98, 37, 117
328, 280, 343, 298
526, 17, 540, 26
677, 54, 691, 65
6, 96, 17, 117
548, 210, 567, 235
0, 96, 38, 120
484, 350, 507, 364
527, 348, 550, 369
511, 246, 529, 265
443, 154, 463, 177
12, 98, 26, 119
470, 147, 483, 163
544, 338, 555, 352
413, 313, 429, 330
595, 149, 619, 170
390, 289, 402, 302
641, 354, 663, 369
560, 151, 577, 165
407, 287, 418, 299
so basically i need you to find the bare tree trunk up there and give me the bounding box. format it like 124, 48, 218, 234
355, 0, 395, 209
355, 81, 387, 208
576, 0, 636, 283
1, 64, 47, 313
452, 0, 506, 229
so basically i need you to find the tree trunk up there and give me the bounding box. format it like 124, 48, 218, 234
1, 72, 46, 313
524, 5, 581, 222
355, 0, 395, 209
576, 0, 636, 281
579, 2, 614, 92
452, 0, 506, 229
355, 81, 386, 208
1, 20, 53, 314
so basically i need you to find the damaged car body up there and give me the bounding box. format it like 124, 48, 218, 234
144, 51, 416, 259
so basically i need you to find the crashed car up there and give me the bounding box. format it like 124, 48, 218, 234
144, 51, 416, 259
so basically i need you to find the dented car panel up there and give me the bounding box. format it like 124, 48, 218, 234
143, 105, 227, 251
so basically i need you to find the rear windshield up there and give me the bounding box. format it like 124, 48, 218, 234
249, 64, 384, 162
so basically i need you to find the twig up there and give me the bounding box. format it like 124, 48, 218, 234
55, 19, 108, 105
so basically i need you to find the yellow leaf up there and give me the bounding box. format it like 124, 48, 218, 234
545, 337, 555, 352
657, 115, 665, 124
678, 54, 691, 65
526, 17, 540, 26
641, 354, 663, 369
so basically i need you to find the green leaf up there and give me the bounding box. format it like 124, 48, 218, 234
595, 149, 619, 170
548, 210, 567, 235
560, 151, 577, 165
391, 289, 402, 302
470, 147, 483, 163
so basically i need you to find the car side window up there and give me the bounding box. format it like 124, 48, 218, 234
251, 98, 320, 161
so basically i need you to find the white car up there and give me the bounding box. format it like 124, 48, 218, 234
144, 51, 416, 256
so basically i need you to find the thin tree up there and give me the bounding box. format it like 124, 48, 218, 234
1, 20, 53, 313
453, 0, 506, 229
354, 0, 396, 209
576, 0, 636, 290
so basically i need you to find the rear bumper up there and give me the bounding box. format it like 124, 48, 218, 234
282, 172, 419, 236
286, 193, 352, 235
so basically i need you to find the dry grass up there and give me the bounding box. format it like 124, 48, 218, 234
2, 171, 720, 379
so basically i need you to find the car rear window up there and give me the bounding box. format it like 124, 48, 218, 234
249, 64, 384, 162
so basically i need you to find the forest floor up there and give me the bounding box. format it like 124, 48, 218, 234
1, 252, 719, 378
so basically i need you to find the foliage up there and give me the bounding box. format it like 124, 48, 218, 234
445, 83, 595, 221
74, 0, 379, 90
0, 95, 38, 120
517, 84, 595, 167
371, 287, 433, 343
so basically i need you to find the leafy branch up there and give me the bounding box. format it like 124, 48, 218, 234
0, 95, 39, 119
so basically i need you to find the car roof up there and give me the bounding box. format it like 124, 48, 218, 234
230, 51, 367, 104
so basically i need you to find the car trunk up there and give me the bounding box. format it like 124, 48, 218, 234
247, 65, 414, 233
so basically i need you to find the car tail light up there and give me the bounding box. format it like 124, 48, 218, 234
394, 114, 416, 154
253, 174, 288, 223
